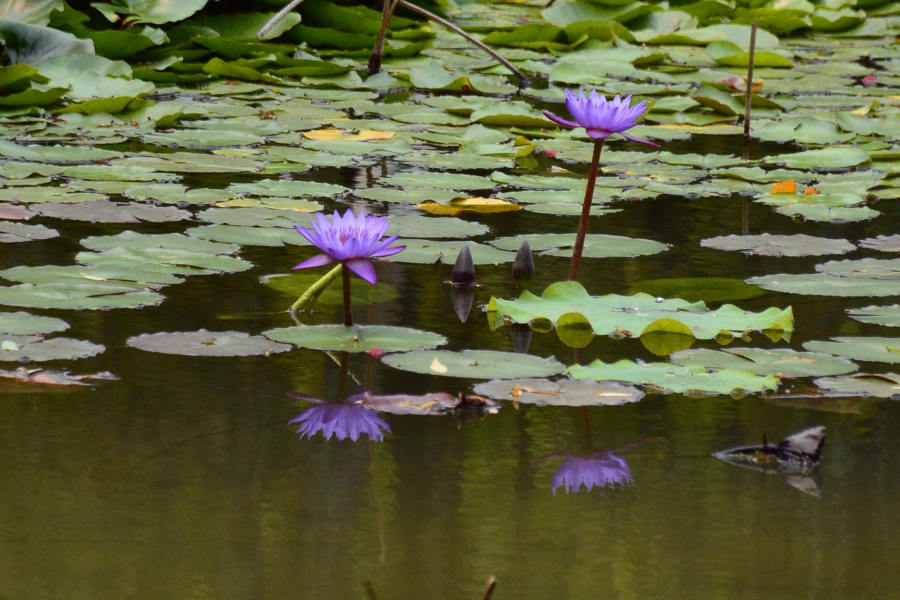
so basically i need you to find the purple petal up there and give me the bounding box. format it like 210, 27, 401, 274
543, 111, 579, 129
620, 132, 660, 147
344, 257, 378, 284
371, 243, 405, 258
292, 253, 336, 270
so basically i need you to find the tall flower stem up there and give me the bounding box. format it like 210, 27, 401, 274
342, 263, 353, 326
568, 140, 604, 282
289, 263, 342, 312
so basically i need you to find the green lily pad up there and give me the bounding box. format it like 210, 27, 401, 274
127, 330, 292, 357
804, 337, 900, 364
0, 282, 164, 310
0, 335, 104, 362
629, 277, 765, 304
382, 349, 565, 379
748, 273, 900, 297
378, 172, 495, 191
80, 231, 238, 255
91, 0, 207, 24
264, 324, 446, 353
77, 245, 252, 276
471, 377, 644, 406
701, 234, 856, 257
0, 311, 68, 335
0, 264, 182, 287
670, 348, 857, 377
859, 235, 900, 252
0, 19, 93, 66
763, 147, 870, 169
568, 359, 779, 395
388, 240, 515, 265
848, 305, 900, 327
488, 234, 668, 258
490, 282, 793, 340
229, 180, 348, 198
32, 200, 189, 223
186, 224, 305, 247
0, 221, 58, 243
815, 373, 900, 399
353, 187, 462, 205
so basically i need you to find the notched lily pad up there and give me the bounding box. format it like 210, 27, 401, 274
815, 373, 900, 399
0, 311, 68, 335
803, 337, 900, 364
0, 282, 164, 310
0, 335, 104, 362
127, 330, 292, 357
568, 359, 779, 395
32, 199, 190, 223
670, 348, 857, 377
0, 221, 59, 243
489, 233, 668, 259
702, 234, 856, 257
382, 349, 565, 379
263, 324, 446, 353
472, 377, 644, 406
490, 282, 793, 340
848, 305, 900, 327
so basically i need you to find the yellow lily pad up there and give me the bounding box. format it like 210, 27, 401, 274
303, 128, 395, 142
417, 197, 521, 215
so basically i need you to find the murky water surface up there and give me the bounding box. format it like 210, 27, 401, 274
2, 144, 900, 600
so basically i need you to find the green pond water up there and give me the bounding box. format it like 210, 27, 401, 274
4, 1, 900, 596
2, 156, 900, 599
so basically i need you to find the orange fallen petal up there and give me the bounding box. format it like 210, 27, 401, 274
803, 186, 821, 195
770, 180, 797, 194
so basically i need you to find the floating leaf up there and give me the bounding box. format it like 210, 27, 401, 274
127, 330, 292, 357
671, 348, 857, 377
815, 373, 900, 399
417, 197, 520, 216
763, 147, 870, 169
848, 305, 900, 327
488, 234, 668, 258
382, 349, 565, 379
0, 282, 164, 310
0, 335, 103, 361
0, 222, 58, 243
490, 282, 792, 340
388, 240, 515, 265
569, 359, 779, 395
859, 235, 900, 252
472, 378, 644, 406
701, 234, 855, 257
261, 272, 397, 306
264, 325, 446, 353
749, 273, 900, 297
0, 311, 68, 335
32, 200, 189, 223
804, 337, 900, 364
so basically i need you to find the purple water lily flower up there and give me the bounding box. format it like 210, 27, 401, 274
289, 393, 391, 442
551, 453, 633, 495
293, 209, 405, 285
544, 89, 659, 147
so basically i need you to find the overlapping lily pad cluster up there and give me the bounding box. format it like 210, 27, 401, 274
3, 0, 900, 402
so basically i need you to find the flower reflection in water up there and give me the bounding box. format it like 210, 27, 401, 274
551, 453, 633, 495
289, 393, 391, 442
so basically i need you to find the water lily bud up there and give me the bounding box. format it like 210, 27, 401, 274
451, 245, 476, 285
512, 240, 535, 284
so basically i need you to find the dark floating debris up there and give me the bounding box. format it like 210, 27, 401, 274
715, 426, 826, 497
451, 245, 476, 285
512, 240, 535, 285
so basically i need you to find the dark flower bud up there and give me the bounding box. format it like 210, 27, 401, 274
512, 240, 535, 284
451, 245, 476, 285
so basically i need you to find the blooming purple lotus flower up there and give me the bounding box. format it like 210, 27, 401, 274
293, 209, 405, 284
551, 453, 633, 495
544, 89, 659, 147
289, 393, 391, 442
